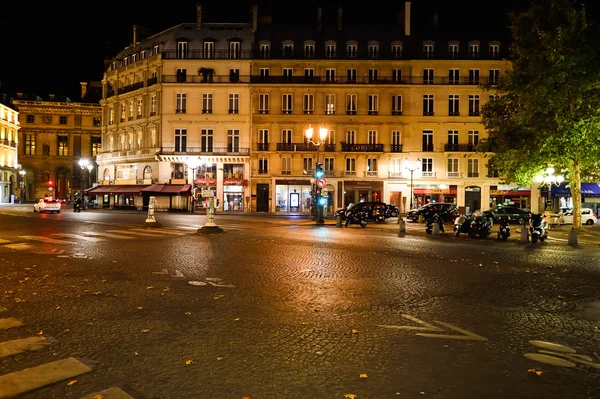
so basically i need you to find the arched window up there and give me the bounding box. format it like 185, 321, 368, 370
143, 166, 152, 180
103, 168, 111, 181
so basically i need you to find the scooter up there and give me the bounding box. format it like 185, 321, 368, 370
469, 215, 492, 239
453, 214, 473, 237
344, 209, 368, 228
497, 216, 511, 241
529, 214, 548, 243
74, 202, 82, 213
425, 212, 445, 234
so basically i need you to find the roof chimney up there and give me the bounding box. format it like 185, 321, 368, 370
317, 6, 322, 31
251, 4, 258, 32
80, 82, 88, 100
49, 94, 55, 101
196, 4, 202, 29
337, 5, 342, 31
404, 1, 411, 36
133, 25, 138, 44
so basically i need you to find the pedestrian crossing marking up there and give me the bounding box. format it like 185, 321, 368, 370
51, 233, 106, 242
0, 239, 10, 244
0, 318, 25, 330
105, 229, 164, 237
128, 228, 186, 235
0, 357, 92, 399
0, 336, 49, 359
4, 243, 31, 250
80, 387, 135, 399
82, 232, 135, 240
18, 236, 77, 245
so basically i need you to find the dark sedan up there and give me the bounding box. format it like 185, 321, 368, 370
406, 203, 459, 223
334, 201, 390, 222
481, 206, 530, 225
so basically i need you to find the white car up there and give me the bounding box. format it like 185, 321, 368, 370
33, 199, 61, 213
559, 208, 597, 225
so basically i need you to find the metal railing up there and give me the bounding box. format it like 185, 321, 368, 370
444, 143, 477, 152
276, 143, 318, 151
161, 50, 254, 59
341, 143, 384, 152
390, 144, 403, 153
160, 147, 250, 156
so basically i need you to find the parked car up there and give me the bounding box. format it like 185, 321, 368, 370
386, 204, 400, 218
557, 208, 597, 225
481, 206, 530, 225
406, 203, 458, 223
33, 198, 61, 213
334, 201, 390, 222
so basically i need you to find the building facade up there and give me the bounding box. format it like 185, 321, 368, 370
0, 97, 20, 203
95, 5, 254, 211
13, 83, 102, 202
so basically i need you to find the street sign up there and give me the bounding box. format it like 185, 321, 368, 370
317, 177, 327, 188
201, 189, 215, 197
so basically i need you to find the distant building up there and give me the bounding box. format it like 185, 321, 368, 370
0, 94, 20, 203
13, 82, 102, 201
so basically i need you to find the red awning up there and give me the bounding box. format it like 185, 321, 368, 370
141, 184, 191, 195
85, 185, 150, 195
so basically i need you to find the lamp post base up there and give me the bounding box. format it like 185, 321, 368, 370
198, 225, 224, 234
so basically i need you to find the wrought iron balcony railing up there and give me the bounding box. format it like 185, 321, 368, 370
341, 143, 384, 152
444, 143, 477, 152
160, 147, 250, 156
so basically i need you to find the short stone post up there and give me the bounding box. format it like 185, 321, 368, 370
336, 215, 342, 228
398, 218, 406, 236
520, 226, 529, 242
145, 196, 162, 227
568, 228, 578, 246
432, 221, 440, 236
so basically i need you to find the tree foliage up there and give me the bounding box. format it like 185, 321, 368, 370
480, 0, 600, 228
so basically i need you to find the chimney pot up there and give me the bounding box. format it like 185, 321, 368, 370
317, 6, 322, 31
133, 25, 138, 44
404, 1, 411, 36
49, 94, 55, 101
80, 82, 88, 100
251, 4, 258, 32
196, 4, 202, 29
337, 5, 342, 31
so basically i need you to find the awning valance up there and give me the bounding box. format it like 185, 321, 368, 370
85, 185, 150, 196
551, 183, 600, 198
141, 184, 191, 195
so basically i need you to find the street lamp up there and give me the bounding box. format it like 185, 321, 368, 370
79, 158, 90, 209
18, 168, 26, 203
198, 162, 223, 234
534, 166, 565, 212
403, 158, 421, 211
305, 124, 328, 224
186, 157, 201, 214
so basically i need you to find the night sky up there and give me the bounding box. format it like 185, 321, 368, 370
1, 0, 519, 101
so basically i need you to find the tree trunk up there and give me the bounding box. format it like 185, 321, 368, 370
571, 157, 582, 229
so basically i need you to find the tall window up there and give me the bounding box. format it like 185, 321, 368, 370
229, 41, 240, 58
325, 94, 335, 115
283, 44, 294, 57
345, 158, 356, 174
258, 129, 269, 146
93, 117, 100, 126
228, 129, 240, 152
368, 44, 379, 58
201, 129, 213, 152
325, 44, 336, 58
204, 41, 215, 58
422, 130, 433, 151
392, 44, 402, 58
469, 95, 480, 116
58, 136, 69, 156
177, 41, 188, 59
368, 130, 377, 144
489, 44, 500, 58
281, 129, 292, 143
128, 101, 134, 119
176, 93, 186, 114
92, 137, 102, 156
259, 94, 269, 114
152, 45, 159, 55
303, 157, 314, 174
283, 68, 293, 81
468, 159, 479, 177
391, 95, 402, 115
324, 157, 334, 173
367, 158, 378, 175
448, 130, 459, 147
109, 107, 114, 124
449, 44, 459, 57
24, 134, 35, 155
368, 95, 379, 115
175, 129, 187, 152
489, 69, 500, 85
202, 93, 213, 114
392, 69, 402, 82
421, 158, 433, 176
346, 44, 357, 58
423, 94, 434, 116
449, 68, 460, 84
60, 115, 67, 124
282, 94, 293, 114
303, 94, 314, 114
136, 99, 143, 118
259, 68, 270, 79
368, 69, 379, 82
469, 44, 479, 58
259, 43, 270, 58
229, 94, 239, 114
150, 96, 156, 116
281, 156, 291, 174
448, 94, 460, 116
447, 158, 459, 176
325, 68, 336, 82
120, 103, 126, 121
258, 157, 268, 174
423, 44, 434, 58
468, 130, 479, 148
345, 130, 356, 144
304, 44, 315, 58
304, 68, 314, 79
347, 69, 357, 83
391, 130, 401, 152
423, 68, 434, 84
346, 94, 357, 115
469, 69, 480, 85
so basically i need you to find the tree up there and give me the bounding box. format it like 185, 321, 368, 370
480, 0, 600, 229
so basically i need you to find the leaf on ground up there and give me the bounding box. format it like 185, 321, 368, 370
137, 306, 143, 310
64, 329, 70, 333
147, 286, 154, 289
234, 317, 240, 321
185, 359, 193, 365
359, 373, 368, 379
217, 357, 224, 360
55, 305, 61, 310
352, 329, 359, 334
141, 329, 150, 333
67, 380, 77, 386
528, 368, 543, 376
134, 352, 139, 356
101, 279, 107, 283
344, 394, 357, 399
92, 292, 102, 295
162, 288, 170, 292
93, 395, 104, 399
37, 330, 43, 335
185, 311, 192, 315
420, 392, 425, 395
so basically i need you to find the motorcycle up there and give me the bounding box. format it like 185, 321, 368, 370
74, 201, 82, 213
372, 205, 387, 224
497, 216, 511, 241
425, 212, 445, 234
453, 214, 473, 237
529, 214, 548, 243
344, 209, 368, 228
469, 215, 492, 239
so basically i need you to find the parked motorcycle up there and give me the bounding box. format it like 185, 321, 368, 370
425, 212, 445, 234
74, 200, 82, 213
497, 216, 511, 241
344, 209, 368, 228
453, 214, 473, 237
372, 204, 387, 224
469, 215, 492, 239
529, 213, 549, 243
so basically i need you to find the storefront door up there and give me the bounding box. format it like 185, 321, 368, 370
256, 184, 269, 212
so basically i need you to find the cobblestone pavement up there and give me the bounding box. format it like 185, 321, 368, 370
0, 210, 599, 398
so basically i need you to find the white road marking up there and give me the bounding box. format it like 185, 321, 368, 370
378, 314, 442, 332
0, 336, 49, 359
105, 230, 162, 237
0, 318, 25, 330
0, 357, 92, 398
172, 270, 185, 278
51, 233, 106, 242
18, 236, 77, 245
0, 239, 11, 244
3, 243, 31, 250
152, 269, 170, 275
378, 314, 487, 341
80, 387, 135, 399
82, 232, 135, 239
129, 228, 186, 235
207, 281, 235, 288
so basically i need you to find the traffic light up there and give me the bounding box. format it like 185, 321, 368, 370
48, 180, 53, 186
315, 162, 324, 178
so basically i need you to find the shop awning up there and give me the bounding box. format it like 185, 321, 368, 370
85, 185, 150, 196
141, 184, 191, 195
551, 183, 600, 198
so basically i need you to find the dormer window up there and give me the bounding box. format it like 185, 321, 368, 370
140, 50, 145, 60
346, 41, 358, 58
391, 42, 403, 59
230, 41, 241, 59
325, 41, 336, 58
177, 41, 188, 59
469, 41, 480, 59
152, 45, 160, 56
259, 41, 271, 58
282, 40, 294, 58
132, 54, 137, 63
122, 57, 129, 66
423, 42, 434, 58
304, 41, 315, 58
204, 41, 215, 58
489, 42, 500, 59
368, 42, 379, 58
448, 41, 459, 58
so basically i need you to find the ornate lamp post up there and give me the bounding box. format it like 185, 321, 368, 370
304, 125, 328, 224
198, 162, 223, 234
18, 168, 26, 203
534, 166, 565, 212
186, 157, 201, 214
403, 158, 421, 211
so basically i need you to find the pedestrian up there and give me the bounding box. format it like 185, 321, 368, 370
191, 197, 195, 214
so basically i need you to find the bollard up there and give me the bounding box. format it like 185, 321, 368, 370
398, 218, 406, 235
418, 215, 424, 224
144, 196, 162, 227
520, 227, 529, 242
568, 228, 578, 246
336, 215, 342, 228
432, 221, 440, 236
